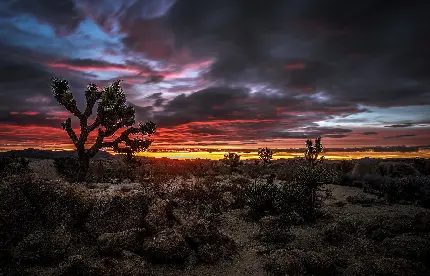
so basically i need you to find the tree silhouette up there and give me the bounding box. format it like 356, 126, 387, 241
223, 152, 241, 174
51, 78, 156, 182
304, 136, 324, 168
258, 147, 273, 165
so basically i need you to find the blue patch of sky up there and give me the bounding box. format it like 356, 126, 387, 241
0, 15, 73, 54
317, 105, 430, 128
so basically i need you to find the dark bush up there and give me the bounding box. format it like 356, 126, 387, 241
245, 180, 280, 220
54, 157, 80, 182
362, 175, 430, 207
0, 156, 30, 177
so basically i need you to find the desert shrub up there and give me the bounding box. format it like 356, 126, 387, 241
54, 157, 80, 182
222, 152, 241, 174
337, 160, 355, 174
246, 137, 335, 221
362, 174, 430, 207
276, 159, 308, 182
381, 176, 430, 206
245, 180, 281, 220
0, 156, 30, 177
362, 174, 387, 193
413, 158, 430, 176
376, 161, 420, 177
87, 159, 136, 183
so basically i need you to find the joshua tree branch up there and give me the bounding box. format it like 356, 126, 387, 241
61, 118, 79, 147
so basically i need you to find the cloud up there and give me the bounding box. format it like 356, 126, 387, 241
1, 0, 430, 150
384, 134, 416, 139
2, 0, 85, 36
165, 0, 430, 107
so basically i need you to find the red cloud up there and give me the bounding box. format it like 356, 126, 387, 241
9, 111, 40, 116
284, 63, 306, 70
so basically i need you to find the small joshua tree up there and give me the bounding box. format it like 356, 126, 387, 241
223, 152, 241, 174
292, 136, 332, 219
258, 147, 273, 165
304, 136, 324, 168
51, 78, 156, 182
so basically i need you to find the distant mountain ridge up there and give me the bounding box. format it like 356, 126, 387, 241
0, 148, 114, 160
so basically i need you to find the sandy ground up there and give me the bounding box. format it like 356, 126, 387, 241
151, 184, 428, 276
150, 208, 265, 276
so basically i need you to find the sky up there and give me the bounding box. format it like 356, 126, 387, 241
0, 0, 430, 153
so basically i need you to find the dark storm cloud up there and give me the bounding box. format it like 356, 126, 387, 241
0, 56, 54, 112
384, 123, 414, 128
0, 50, 91, 115
1, 0, 84, 36
0, 111, 63, 128
165, 0, 430, 106
384, 134, 416, 139
149, 85, 357, 140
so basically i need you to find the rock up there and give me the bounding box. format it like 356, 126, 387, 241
143, 198, 175, 234
143, 228, 192, 264
97, 228, 146, 256
382, 234, 430, 262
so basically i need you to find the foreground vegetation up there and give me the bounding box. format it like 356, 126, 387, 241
1, 151, 430, 275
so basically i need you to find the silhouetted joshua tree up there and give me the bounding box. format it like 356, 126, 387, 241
223, 152, 241, 174
304, 136, 324, 168
258, 147, 273, 165
51, 78, 156, 182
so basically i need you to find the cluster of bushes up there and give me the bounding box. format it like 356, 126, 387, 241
245, 138, 336, 222
0, 156, 30, 177
362, 174, 430, 207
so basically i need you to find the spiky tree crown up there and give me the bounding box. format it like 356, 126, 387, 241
258, 147, 273, 164
304, 136, 324, 166
223, 152, 241, 167
51, 78, 156, 159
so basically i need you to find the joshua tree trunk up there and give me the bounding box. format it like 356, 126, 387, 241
76, 150, 90, 182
